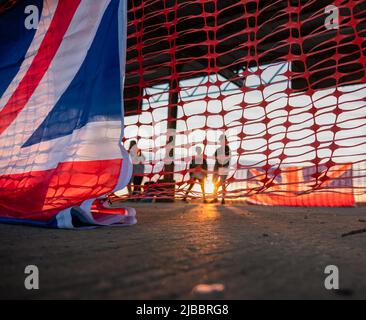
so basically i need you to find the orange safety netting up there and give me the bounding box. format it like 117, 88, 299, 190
120, 0, 366, 205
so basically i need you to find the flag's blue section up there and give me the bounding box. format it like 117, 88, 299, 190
0, 0, 43, 98
23, 0, 121, 147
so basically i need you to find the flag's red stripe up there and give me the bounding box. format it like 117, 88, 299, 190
0, 159, 123, 221
0, 0, 81, 135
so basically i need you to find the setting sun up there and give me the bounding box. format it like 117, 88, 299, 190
204, 178, 215, 195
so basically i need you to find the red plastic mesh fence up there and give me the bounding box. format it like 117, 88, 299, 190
121, 0, 366, 205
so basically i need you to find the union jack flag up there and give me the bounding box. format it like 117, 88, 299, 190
0, 0, 135, 228
247, 164, 355, 207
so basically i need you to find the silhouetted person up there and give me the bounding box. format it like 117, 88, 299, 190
213, 135, 231, 204
183, 146, 208, 203
128, 140, 145, 199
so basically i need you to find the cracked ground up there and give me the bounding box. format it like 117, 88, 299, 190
1, 203, 366, 299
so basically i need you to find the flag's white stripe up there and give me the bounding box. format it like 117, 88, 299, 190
55, 205, 137, 229
0, 120, 123, 175
0, 0, 112, 159
56, 208, 74, 229
0, 0, 58, 112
